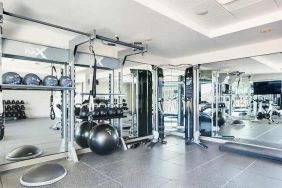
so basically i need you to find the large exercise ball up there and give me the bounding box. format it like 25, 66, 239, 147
59, 76, 72, 87
2, 72, 22, 84
42, 75, 58, 86
88, 124, 119, 155
23, 73, 41, 85
75, 121, 97, 148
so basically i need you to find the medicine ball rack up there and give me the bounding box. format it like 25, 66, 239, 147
0, 1, 147, 172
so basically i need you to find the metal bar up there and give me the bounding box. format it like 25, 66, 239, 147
4, 10, 89, 36
3, 11, 144, 50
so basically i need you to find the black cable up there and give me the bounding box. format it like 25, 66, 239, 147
50, 63, 56, 120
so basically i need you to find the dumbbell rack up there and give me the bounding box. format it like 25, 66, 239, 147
3, 100, 27, 121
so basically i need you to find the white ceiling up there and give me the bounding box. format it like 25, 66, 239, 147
2, 0, 282, 59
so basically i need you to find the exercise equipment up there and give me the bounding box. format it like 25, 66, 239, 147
88, 123, 119, 155
0, 123, 4, 141
184, 66, 207, 148
75, 121, 97, 148
59, 76, 72, 87
6, 145, 42, 161
20, 163, 67, 187
43, 75, 59, 86
2, 72, 22, 84
23, 73, 41, 85
213, 111, 226, 127
130, 69, 153, 137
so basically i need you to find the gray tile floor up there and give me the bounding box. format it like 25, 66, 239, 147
1, 136, 282, 188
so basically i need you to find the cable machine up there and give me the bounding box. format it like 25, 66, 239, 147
0, 2, 145, 170
184, 66, 208, 149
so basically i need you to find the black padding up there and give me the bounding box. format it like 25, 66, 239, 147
219, 142, 282, 162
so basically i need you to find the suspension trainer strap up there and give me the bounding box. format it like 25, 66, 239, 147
89, 39, 97, 98
50, 63, 56, 120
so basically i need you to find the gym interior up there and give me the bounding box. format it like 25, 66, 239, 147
1, 0, 282, 188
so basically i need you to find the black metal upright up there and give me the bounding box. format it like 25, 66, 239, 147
184, 66, 208, 148
131, 69, 153, 137
157, 68, 165, 140
184, 67, 194, 144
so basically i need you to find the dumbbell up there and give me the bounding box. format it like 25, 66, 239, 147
20, 105, 25, 110
108, 107, 117, 116
99, 107, 108, 116
116, 108, 123, 116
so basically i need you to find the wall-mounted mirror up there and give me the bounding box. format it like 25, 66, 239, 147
199, 52, 282, 145
0, 58, 68, 165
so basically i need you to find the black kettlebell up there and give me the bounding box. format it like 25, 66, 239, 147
116, 108, 123, 116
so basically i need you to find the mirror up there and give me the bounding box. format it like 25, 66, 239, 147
0, 58, 68, 165
199, 52, 282, 145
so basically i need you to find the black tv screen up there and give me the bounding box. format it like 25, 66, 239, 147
253, 81, 282, 95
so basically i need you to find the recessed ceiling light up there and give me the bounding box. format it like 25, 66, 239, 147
195, 9, 208, 16
216, 0, 238, 5
260, 27, 272, 33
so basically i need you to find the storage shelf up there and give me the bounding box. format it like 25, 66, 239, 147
1, 84, 74, 91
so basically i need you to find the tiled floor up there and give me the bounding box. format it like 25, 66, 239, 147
1, 136, 282, 188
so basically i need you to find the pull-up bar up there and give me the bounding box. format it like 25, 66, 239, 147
3, 10, 145, 51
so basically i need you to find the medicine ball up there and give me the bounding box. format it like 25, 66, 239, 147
42, 75, 59, 86
23, 73, 41, 85
0, 124, 4, 140
59, 76, 72, 87
88, 123, 119, 155
75, 121, 97, 148
2, 72, 22, 85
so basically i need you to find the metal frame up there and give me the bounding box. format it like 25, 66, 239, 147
0, 1, 146, 170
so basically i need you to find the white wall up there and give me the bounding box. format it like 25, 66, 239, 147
3, 90, 61, 118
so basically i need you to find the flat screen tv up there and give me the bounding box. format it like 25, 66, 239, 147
253, 81, 282, 95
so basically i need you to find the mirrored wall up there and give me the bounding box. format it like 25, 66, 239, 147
200, 52, 282, 145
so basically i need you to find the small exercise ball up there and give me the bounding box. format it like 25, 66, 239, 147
2, 72, 22, 84
75, 121, 97, 148
59, 76, 72, 87
23, 73, 41, 85
88, 123, 119, 155
43, 75, 58, 86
